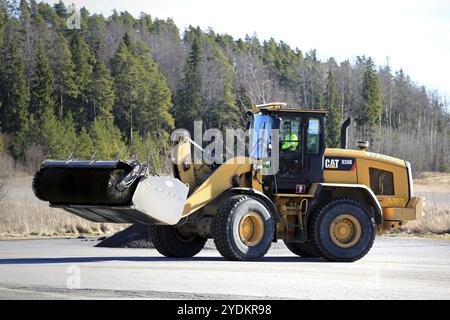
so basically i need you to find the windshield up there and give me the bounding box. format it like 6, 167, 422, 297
249, 113, 274, 160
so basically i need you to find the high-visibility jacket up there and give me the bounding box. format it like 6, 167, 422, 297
282, 132, 299, 151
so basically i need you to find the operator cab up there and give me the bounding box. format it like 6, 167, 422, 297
248, 103, 327, 194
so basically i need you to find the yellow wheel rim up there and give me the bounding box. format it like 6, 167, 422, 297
239, 211, 264, 247
329, 214, 362, 248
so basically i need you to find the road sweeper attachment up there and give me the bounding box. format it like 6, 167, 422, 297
33, 159, 189, 225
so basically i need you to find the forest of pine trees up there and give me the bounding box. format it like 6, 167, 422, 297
0, 0, 448, 174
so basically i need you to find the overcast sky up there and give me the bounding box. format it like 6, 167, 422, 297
44, 0, 450, 99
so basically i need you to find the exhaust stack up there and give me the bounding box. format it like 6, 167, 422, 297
340, 118, 351, 149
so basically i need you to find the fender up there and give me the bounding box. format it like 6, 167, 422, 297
313, 183, 383, 225
230, 187, 281, 222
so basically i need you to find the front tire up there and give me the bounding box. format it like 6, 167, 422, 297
213, 195, 274, 261
311, 199, 375, 262
150, 225, 206, 258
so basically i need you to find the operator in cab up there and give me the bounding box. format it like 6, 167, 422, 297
281, 121, 299, 151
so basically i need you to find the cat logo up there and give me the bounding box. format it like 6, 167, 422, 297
324, 157, 356, 171
325, 159, 340, 169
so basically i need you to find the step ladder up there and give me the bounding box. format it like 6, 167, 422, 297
283, 199, 308, 244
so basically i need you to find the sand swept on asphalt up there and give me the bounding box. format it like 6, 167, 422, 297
0, 237, 449, 300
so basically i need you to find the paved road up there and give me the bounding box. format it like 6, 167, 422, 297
0, 237, 449, 300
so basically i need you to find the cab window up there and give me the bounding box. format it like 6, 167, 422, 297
280, 117, 301, 152
307, 118, 320, 154
369, 168, 394, 195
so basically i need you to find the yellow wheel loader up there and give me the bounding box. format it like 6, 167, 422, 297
33, 103, 425, 262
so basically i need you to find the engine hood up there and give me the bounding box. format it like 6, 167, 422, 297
325, 148, 407, 168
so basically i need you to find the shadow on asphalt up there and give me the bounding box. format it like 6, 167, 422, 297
0, 256, 325, 265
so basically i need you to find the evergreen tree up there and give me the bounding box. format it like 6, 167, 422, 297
90, 117, 127, 159
70, 32, 95, 127
207, 50, 240, 130
19, 0, 32, 94
134, 41, 174, 136
76, 127, 94, 159
9, 113, 36, 159
38, 108, 77, 158
38, 106, 59, 157
111, 41, 140, 141
89, 59, 115, 121
0, 30, 28, 134
139, 13, 152, 32
324, 71, 342, 148
173, 36, 203, 134
86, 14, 107, 62
53, 33, 79, 118
0, 1, 6, 49
315, 93, 324, 110
122, 31, 134, 51
357, 57, 383, 141
30, 43, 55, 117
53, 0, 66, 19
129, 133, 164, 173
235, 85, 253, 113
261, 39, 302, 90
58, 113, 78, 157
129, 130, 144, 158
303, 49, 323, 108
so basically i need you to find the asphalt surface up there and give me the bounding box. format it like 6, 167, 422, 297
0, 237, 449, 300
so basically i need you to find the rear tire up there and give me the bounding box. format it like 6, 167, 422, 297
212, 195, 274, 261
284, 241, 321, 258
310, 199, 375, 262
150, 225, 206, 258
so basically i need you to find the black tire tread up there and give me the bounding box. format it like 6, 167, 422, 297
284, 241, 321, 258
310, 198, 375, 262
213, 195, 274, 261
213, 195, 248, 261
150, 225, 177, 258
150, 225, 206, 258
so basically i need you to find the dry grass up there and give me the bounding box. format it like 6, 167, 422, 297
415, 171, 450, 182
0, 198, 126, 239
0, 169, 127, 239
384, 207, 450, 239
0, 180, 6, 203
414, 184, 450, 193
402, 207, 450, 235
414, 172, 450, 193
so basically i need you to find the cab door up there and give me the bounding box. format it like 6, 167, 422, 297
274, 113, 325, 194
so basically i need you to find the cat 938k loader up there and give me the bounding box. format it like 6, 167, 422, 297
33, 103, 425, 262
